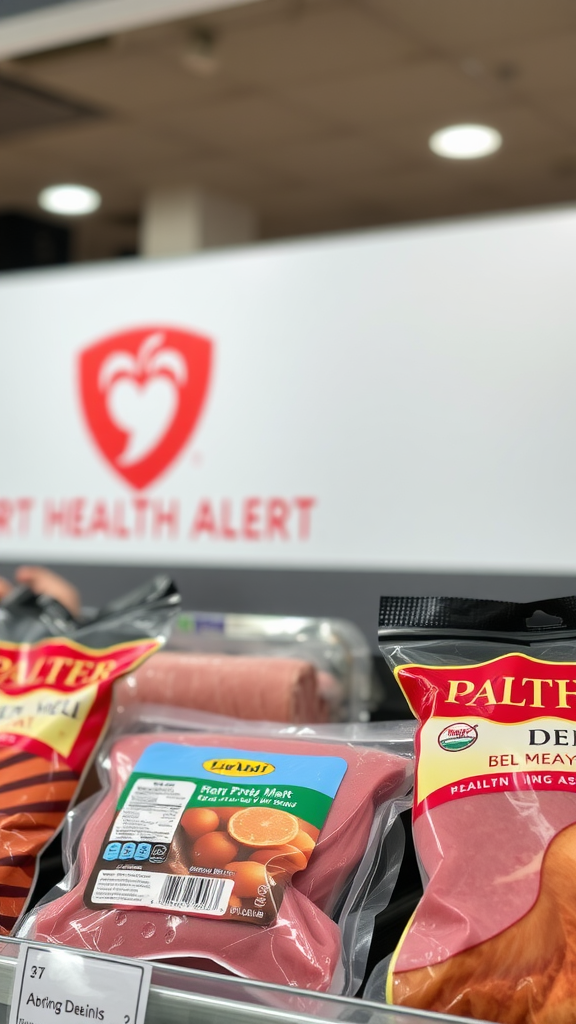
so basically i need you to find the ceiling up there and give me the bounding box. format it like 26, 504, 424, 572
2, 0, 576, 261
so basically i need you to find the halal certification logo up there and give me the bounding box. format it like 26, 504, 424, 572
438, 723, 478, 752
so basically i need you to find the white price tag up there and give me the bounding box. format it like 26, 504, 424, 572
9, 944, 151, 1024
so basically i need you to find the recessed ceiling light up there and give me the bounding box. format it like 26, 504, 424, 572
429, 124, 502, 160
38, 184, 102, 216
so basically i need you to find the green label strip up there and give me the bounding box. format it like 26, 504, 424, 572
119, 771, 332, 830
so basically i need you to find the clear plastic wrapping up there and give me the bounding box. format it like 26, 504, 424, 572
0, 575, 179, 934
160, 611, 375, 722
373, 593, 576, 1024
20, 708, 413, 996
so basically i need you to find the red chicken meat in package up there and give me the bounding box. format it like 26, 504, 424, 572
21, 724, 411, 993
376, 594, 576, 1024
0, 575, 179, 934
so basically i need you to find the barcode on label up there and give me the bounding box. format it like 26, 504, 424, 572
158, 874, 233, 914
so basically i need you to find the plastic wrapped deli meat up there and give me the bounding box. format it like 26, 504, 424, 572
20, 719, 412, 994
0, 576, 179, 934
166, 612, 373, 722
116, 653, 331, 723
374, 595, 576, 1024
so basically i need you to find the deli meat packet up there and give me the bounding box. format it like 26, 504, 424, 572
375, 595, 576, 1024
0, 575, 179, 933
20, 726, 411, 994
117, 653, 331, 723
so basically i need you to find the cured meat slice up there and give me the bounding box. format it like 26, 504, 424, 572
391, 792, 576, 1018
117, 654, 329, 723
394, 815, 576, 1024
27, 732, 408, 990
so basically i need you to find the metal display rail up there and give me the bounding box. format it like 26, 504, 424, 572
0, 936, 485, 1024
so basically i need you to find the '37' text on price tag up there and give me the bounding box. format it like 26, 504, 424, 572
9, 943, 151, 1024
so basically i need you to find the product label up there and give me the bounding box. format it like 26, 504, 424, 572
0, 636, 161, 935
9, 942, 151, 1024
396, 652, 576, 817
0, 638, 160, 772
0, 685, 97, 759
110, 778, 197, 843
91, 869, 234, 916
87, 743, 347, 924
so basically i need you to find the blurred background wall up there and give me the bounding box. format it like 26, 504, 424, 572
2, 0, 576, 652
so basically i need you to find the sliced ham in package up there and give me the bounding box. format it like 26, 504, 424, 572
370, 595, 576, 1024
0, 575, 179, 933
20, 713, 413, 994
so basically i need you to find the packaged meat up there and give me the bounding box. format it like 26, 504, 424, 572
0, 575, 179, 934
374, 594, 576, 1024
20, 718, 412, 994
116, 653, 329, 723
166, 612, 374, 721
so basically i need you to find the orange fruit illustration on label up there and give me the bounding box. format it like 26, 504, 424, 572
192, 831, 238, 868
296, 818, 320, 841
181, 808, 219, 839
291, 829, 316, 856
228, 807, 299, 848
217, 807, 243, 824
249, 845, 307, 874
225, 860, 269, 898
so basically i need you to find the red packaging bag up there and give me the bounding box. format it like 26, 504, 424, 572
0, 576, 179, 933
21, 726, 410, 993
377, 595, 576, 1024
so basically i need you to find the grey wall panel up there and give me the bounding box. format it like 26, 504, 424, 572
1, 561, 575, 652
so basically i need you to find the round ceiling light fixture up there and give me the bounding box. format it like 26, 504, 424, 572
429, 124, 502, 160
38, 183, 102, 216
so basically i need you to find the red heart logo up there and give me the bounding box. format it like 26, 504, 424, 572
78, 326, 213, 489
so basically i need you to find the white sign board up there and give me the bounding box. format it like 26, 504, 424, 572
1, 207, 575, 574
